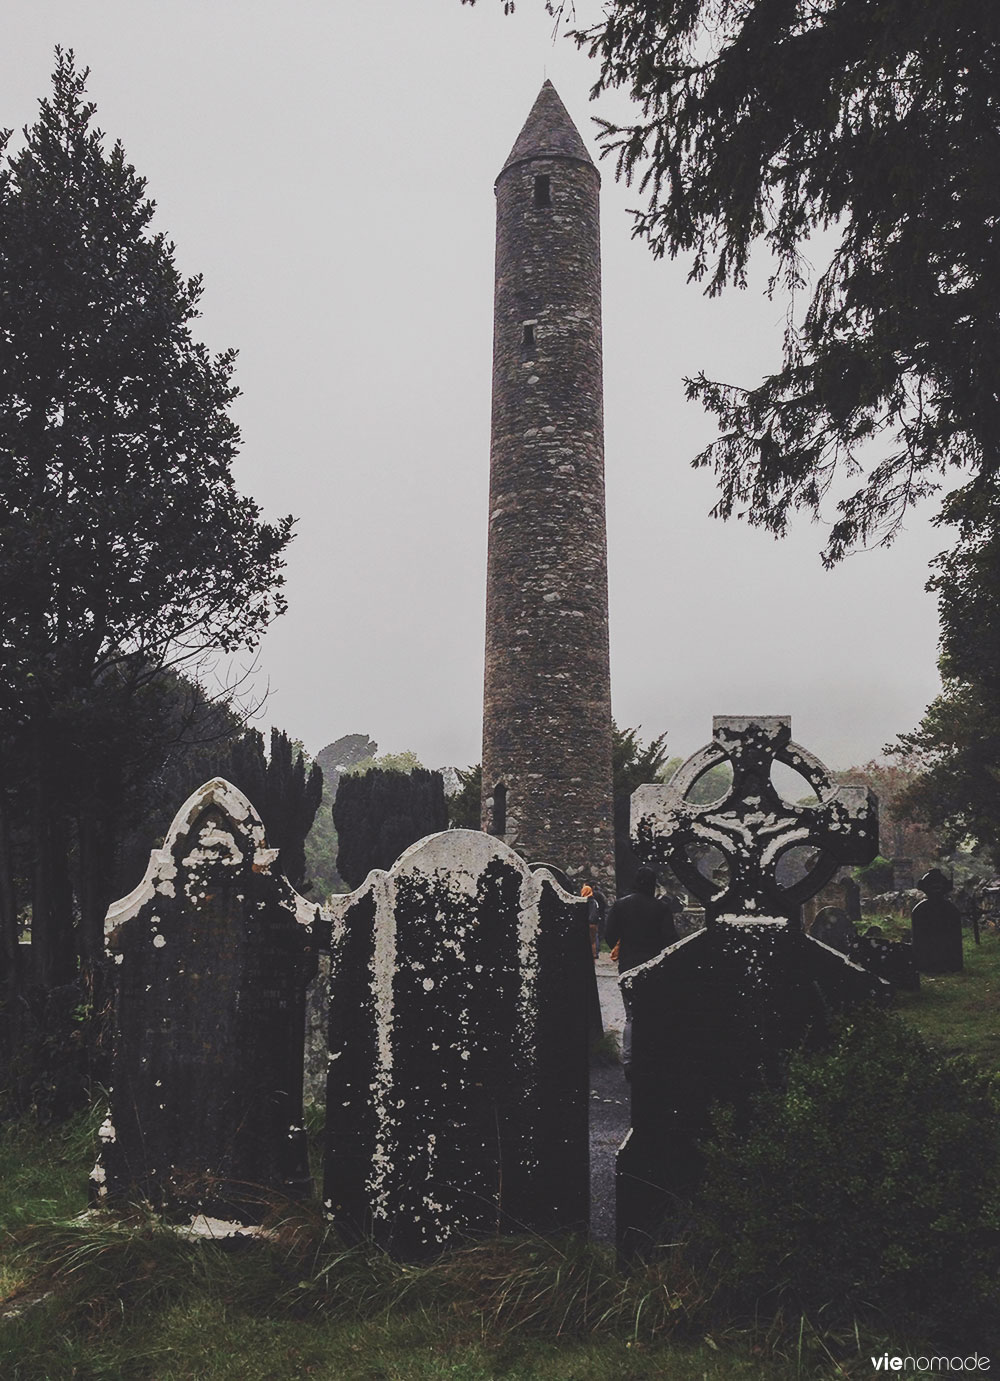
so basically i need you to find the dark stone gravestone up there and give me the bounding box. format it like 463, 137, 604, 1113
530, 860, 603, 1038
911, 868, 964, 974
809, 905, 855, 953
841, 874, 862, 925
849, 925, 920, 991
94, 779, 320, 1228
620, 716, 886, 1256
324, 829, 591, 1259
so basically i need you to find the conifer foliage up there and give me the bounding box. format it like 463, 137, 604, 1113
0, 52, 292, 1065
228, 729, 324, 893
471, 1, 1000, 564
333, 768, 448, 890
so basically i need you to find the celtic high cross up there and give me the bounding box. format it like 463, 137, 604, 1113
631, 717, 878, 923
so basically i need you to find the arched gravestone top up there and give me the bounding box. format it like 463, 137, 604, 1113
324, 828, 591, 1257
810, 905, 855, 953
97, 778, 319, 1226
911, 867, 964, 974
105, 777, 317, 935
631, 716, 878, 922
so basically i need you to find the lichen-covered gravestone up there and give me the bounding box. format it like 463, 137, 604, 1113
94, 779, 320, 1228
620, 717, 885, 1254
324, 829, 591, 1259
911, 868, 964, 974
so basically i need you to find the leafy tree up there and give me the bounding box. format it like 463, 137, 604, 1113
333, 767, 448, 890
0, 53, 291, 1016
887, 478, 1000, 864
448, 763, 483, 831
892, 682, 1000, 867
612, 722, 670, 800
830, 760, 941, 875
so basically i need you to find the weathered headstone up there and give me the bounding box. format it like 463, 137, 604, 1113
810, 905, 855, 953
841, 874, 862, 925
850, 925, 920, 991
620, 717, 885, 1254
911, 868, 964, 974
324, 829, 591, 1258
94, 779, 320, 1227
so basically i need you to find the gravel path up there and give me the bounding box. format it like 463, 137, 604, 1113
590, 955, 630, 1243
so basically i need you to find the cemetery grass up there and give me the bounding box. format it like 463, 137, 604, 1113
2, 1119, 873, 1381
894, 931, 1000, 1072
4, 942, 997, 1381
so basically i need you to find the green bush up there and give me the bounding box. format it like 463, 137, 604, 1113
857, 855, 895, 893
692, 1011, 1000, 1349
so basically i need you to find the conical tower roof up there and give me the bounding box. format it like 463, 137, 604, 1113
498, 80, 596, 179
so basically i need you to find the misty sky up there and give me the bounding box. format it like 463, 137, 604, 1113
4, 1, 948, 775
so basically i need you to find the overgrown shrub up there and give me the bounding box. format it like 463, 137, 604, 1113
691, 1011, 1000, 1349
856, 855, 894, 894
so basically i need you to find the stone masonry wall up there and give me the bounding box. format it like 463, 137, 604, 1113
482, 137, 615, 896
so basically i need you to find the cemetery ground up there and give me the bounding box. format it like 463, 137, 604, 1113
1, 932, 998, 1380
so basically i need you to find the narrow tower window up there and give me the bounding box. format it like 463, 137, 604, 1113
533, 174, 551, 208
492, 783, 507, 837
522, 323, 535, 352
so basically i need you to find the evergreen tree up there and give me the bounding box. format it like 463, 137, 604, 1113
333, 768, 448, 890
226, 729, 323, 893
448, 763, 483, 830
612, 722, 670, 894
0, 52, 292, 1016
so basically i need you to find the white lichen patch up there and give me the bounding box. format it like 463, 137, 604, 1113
98, 1116, 116, 1143
179, 1215, 272, 1241
182, 824, 244, 871
104, 780, 271, 936
89, 1163, 106, 1184
716, 915, 786, 927
152, 934, 166, 949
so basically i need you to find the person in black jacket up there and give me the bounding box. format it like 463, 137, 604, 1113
606, 866, 680, 1078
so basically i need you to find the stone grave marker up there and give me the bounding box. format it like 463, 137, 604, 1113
841, 874, 862, 925
620, 716, 886, 1255
94, 779, 320, 1228
324, 829, 591, 1258
850, 924, 920, 990
810, 905, 855, 953
911, 868, 964, 973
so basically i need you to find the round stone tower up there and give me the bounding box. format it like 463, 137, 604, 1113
481, 81, 615, 896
